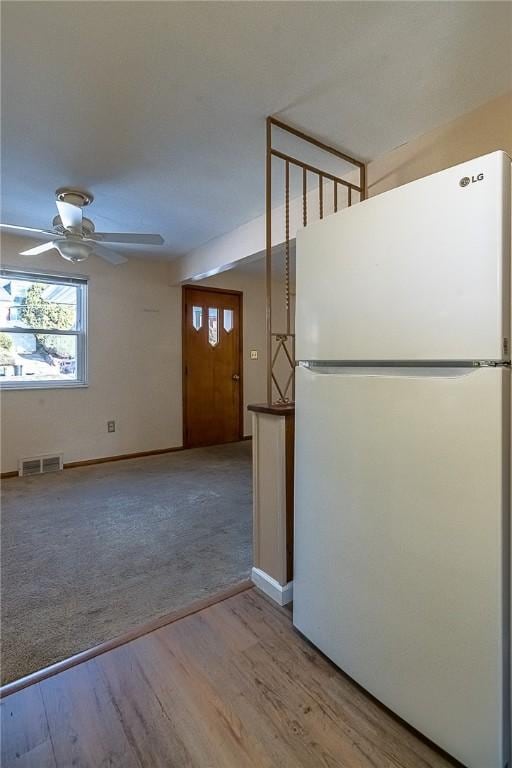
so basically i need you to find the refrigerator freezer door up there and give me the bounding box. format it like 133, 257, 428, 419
296, 151, 511, 362
293, 364, 510, 767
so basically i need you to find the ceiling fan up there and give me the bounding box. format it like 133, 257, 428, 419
0, 188, 164, 265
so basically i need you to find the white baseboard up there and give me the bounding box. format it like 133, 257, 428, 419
251, 567, 293, 606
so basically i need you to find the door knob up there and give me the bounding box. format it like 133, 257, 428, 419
232, 374, 240, 381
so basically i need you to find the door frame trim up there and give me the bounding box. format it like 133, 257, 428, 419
182, 284, 244, 448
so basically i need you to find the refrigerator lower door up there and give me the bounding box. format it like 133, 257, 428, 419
293, 364, 510, 768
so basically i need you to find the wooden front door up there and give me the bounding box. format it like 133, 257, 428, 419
182, 286, 243, 448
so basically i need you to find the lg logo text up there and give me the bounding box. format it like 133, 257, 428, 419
459, 173, 484, 188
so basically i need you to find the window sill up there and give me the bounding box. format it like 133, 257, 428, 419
0, 381, 88, 391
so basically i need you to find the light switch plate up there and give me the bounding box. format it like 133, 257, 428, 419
107, 420, 116, 433
250, 350, 258, 360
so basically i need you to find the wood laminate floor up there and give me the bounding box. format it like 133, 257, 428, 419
1, 588, 458, 767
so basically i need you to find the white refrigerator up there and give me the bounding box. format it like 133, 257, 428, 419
293, 150, 511, 768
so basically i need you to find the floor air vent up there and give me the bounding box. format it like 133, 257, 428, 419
18, 454, 63, 477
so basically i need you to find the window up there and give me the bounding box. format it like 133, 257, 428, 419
0, 268, 87, 389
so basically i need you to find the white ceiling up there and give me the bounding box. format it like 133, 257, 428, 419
2, 1, 511, 261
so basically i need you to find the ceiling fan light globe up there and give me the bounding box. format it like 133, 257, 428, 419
57, 239, 92, 263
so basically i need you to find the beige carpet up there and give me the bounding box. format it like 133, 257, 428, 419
1, 441, 252, 684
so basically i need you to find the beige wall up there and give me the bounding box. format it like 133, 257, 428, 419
367, 91, 512, 197
1, 234, 182, 473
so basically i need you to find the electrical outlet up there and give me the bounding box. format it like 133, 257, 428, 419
250, 350, 258, 360
107, 420, 116, 433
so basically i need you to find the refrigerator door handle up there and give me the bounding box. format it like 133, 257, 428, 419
301, 363, 481, 379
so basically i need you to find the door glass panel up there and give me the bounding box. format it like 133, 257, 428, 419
208, 308, 219, 346
223, 309, 234, 333
192, 306, 202, 330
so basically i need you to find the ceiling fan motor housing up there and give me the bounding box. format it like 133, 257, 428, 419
52, 215, 95, 235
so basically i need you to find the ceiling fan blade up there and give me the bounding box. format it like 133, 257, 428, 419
92, 244, 128, 265
19, 240, 60, 256
1, 223, 56, 236
91, 232, 164, 245
56, 200, 82, 233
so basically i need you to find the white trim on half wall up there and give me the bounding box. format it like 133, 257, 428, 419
251, 567, 293, 606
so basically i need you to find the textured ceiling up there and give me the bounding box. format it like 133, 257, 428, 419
2, 1, 511, 260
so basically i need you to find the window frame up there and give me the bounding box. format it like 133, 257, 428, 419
0, 266, 88, 390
